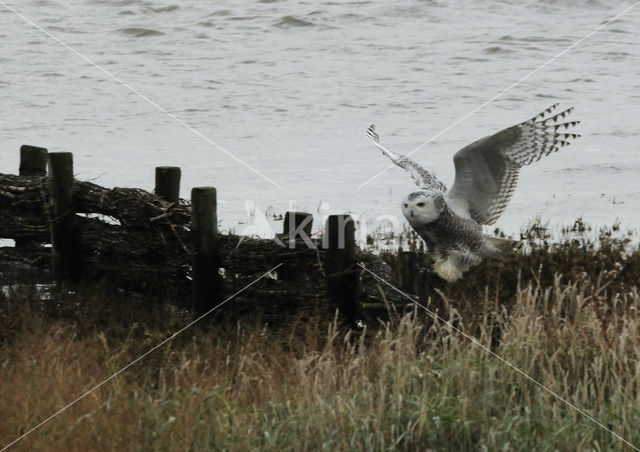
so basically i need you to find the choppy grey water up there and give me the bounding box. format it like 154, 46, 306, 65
1, 0, 639, 239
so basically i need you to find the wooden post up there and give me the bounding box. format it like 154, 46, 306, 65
191, 187, 221, 314
19, 145, 48, 176
324, 215, 358, 326
48, 152, 80, 283
155, 166, 181, 203
417, 268, 428, 303
16, 145, 48, 248
283, 211, 313, 239
399, 251, 418, 294
280, 211, 314, 281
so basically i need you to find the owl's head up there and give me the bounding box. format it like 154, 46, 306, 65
401, 190, 446, 226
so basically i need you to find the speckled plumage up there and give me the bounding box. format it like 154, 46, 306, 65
409, 199, 485, 281
367, 104, 580, 281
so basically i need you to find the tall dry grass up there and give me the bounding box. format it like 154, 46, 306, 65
1, 269, 639, 451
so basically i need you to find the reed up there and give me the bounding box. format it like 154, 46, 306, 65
2, 234, 639, 451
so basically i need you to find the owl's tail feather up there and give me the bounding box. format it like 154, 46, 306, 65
480, 236, 519, 258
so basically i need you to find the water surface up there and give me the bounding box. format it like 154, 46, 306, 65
1, 0, 639, 238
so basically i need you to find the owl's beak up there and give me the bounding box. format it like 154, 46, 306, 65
410, 210, 414, 217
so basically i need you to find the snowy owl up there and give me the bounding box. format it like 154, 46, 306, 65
367, 104, 580, 282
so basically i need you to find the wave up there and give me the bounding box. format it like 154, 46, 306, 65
148, 5, 179, 13
274, 15, 315, 28
206, 9, 232, 17
483, 46, 513, 54
118, 27, 165, 37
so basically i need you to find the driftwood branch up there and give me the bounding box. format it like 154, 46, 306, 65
0, 173, 191, 229
0, 174, 48, 213
1, 171, 411, 311
74, 181, 191, 227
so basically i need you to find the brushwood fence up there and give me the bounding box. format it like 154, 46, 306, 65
0, 146, 431, 324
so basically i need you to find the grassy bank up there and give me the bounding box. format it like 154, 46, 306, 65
2, 225, 640, 450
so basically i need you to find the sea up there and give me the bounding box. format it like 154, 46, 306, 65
2, 0, 639, 242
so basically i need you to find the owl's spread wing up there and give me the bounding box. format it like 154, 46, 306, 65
366, 124, 446, 192
445, 104, 580, 225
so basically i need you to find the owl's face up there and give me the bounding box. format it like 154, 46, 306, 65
401, 190, 446, 227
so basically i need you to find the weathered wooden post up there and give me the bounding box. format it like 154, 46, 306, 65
19, 145, 48, 176
191, 187, 221, 314
279, 211, 314, 281
48, 152, 80, 283
155, 166, 181, 203
417, 268, 429, 303
324, 215, 358, 326
283, 211, 313, 239
16, 145, 48, 248
399, 250, 418, 294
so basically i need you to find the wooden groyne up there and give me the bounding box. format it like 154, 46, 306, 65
0, 146, 428, 324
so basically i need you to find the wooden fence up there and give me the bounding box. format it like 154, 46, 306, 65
0, 146, 432, 324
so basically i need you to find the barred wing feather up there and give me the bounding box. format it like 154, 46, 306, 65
366, 124, 447, 192
445, 104, 580, 225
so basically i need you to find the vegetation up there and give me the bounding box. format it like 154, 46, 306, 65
1, 221, 640, 451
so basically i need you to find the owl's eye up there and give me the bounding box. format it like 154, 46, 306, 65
403, 203, 409, 208
416, 202, 425, 208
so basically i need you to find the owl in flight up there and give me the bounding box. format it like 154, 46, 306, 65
367, 104, 580, 281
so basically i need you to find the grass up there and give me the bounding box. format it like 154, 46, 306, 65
1, 223, 640, 451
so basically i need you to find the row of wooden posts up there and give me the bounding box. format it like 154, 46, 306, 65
12, 145, 360, 323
